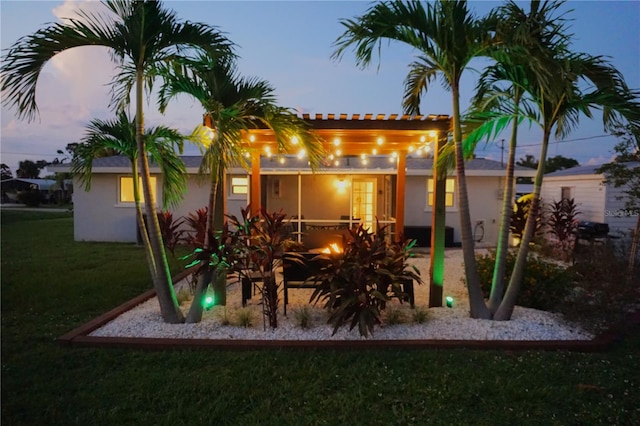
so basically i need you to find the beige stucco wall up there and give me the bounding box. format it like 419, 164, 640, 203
404, 175, 504, 244
74, 172, 510, 246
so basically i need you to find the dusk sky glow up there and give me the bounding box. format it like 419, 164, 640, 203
1, 1, 639, 176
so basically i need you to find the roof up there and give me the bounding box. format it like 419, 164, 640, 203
545, 162, 640, 177
50, 155, 536, 177
0, 178, 57, 190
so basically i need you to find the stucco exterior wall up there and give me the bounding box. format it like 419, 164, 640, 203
74, 171, 510, 246
73, 174, 160, 243
404, 175, 504, 244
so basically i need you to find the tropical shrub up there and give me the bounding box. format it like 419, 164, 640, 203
546, 198, 580, 261
158, 211, 186, 256
184, 207, 208, 248
310, 222, 422, 337
476, 250, 574, 312
228, 206, 294, 329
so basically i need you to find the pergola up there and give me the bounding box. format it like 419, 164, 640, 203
204, 113, 451, 239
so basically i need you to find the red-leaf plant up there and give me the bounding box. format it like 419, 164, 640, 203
309, 221, 422, 337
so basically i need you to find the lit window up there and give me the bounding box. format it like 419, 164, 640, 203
427, 178, 455, 207
120, 176, 157, 204
231, 177, 248, 195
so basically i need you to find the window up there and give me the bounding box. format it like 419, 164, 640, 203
561, 186, 572, 201
427, 178, 455, 207
231, 176, 248, 195
119, 176, 157, 204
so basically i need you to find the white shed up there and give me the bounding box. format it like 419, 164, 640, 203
540, 164, 638, 237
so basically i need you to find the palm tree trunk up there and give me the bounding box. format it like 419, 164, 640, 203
494, 128, 551, 320
213, 165, 226, 230
628, 213, 640, 279
132, 155, 157, 281
135, 69, 184, 324
488, 104, 520, 314
185, 267, 213, 323
452, 86, 490, 319
186, 148, 220, 323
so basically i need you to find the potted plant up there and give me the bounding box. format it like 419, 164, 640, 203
310, 222, 422, 337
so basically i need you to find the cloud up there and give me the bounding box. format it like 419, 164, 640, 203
585, 155, 615, 166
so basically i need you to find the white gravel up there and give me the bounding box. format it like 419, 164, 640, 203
90, 249, 593, 341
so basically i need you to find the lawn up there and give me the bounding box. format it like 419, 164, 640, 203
1, 209, 639, 425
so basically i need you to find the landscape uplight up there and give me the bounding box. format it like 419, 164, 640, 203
445, 296, 454, 308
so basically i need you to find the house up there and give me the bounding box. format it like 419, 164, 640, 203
1, 178, 56, 203
51, 114, 535, 246
54, 155, 535, 246
540, 163, 639, 237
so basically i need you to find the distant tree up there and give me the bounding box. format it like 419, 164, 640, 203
545, 155, 579, 173
1, 163, 12, 180
596, 125, 640, 277
16, 159, 48, 178
516, 154, 579, 173
50, 143, 81, 165
516, 154, 538, 169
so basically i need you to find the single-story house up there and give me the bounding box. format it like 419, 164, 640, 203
540, 163, 639, 237
51, 113, 535, 246
54, 155, 535, 246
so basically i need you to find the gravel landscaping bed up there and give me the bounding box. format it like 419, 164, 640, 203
89, 250, 594, 341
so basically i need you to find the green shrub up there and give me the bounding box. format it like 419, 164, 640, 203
385, 307, 404, 325
17, 190, 43, 207
476, 250, 574, 311
293, 305, 312, 329
236, 308, 254, 328
563, 241, 640, 332
412, 307, 430, 324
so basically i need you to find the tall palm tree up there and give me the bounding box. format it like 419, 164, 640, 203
466, 0, 572, 315
157, 53, 324, 322
72, 111, 187, 278
493, 51, 640, 320
332, 0, 496, 318
1, 0, 234, 323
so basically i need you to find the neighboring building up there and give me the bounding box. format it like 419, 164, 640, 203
540, 163, 639, 237
1, 178, 57, 203
53, 154, 535, 246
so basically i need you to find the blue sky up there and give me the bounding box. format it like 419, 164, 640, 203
1, 0, 639, 175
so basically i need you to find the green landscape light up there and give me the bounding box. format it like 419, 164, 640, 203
204, 296, 214, 310
445, 296, 454, 308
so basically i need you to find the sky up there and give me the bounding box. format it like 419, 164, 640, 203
1, 0, 639, 177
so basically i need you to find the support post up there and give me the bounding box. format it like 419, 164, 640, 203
429, 133, 446, 307
250, 151, 261, 215
395, 151, 406, 242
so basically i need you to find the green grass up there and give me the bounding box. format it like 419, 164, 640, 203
2, 209, 639, 425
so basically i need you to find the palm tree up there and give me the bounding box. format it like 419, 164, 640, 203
332, 0, 495, 318
157, 53, 324, 322
466, 0, 572, 315
493, 51, 640, 320
72, 111, 187, 278
1, 0, 234, 323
